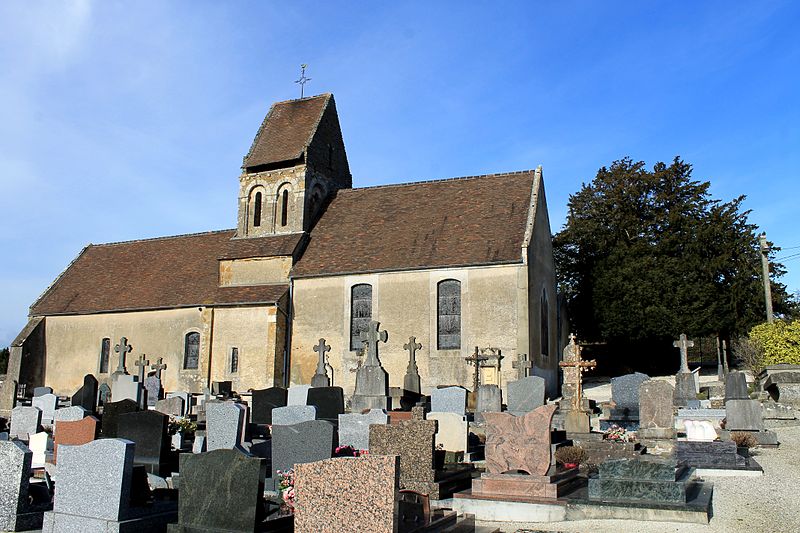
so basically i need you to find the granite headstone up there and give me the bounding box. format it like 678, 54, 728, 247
251, 387, 287, 425
70, 374, 98, 413
32, 393, 57, 426
430, 386, 467, 415
100, 399, 139, 438
0, 440, 51, 531
506, 376, 546, 416
271, 420, 335, 486
117, 410, 171, 475
272, 405, 317, 426
10, 406, 41, 440
611, 372, 650, 411
287, 384, 312, 406
338, 409, 388, 451
205, 401, 247, 451
306, 387, 345, 421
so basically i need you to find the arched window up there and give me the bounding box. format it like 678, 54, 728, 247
99, 338, 111, 374
540, 290, 549, 357
350, 284, 373, 350
280, 189, 289, 227
437, 280, 461, 349
230, 347, 239, 373
184, 332, 200, 369
253, 191, 262, 227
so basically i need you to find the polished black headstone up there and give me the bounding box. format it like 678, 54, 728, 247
306, 386, 345, 421
71, 374, 99, 413
117, 410, 171, 476
100, 399, 139, 437
251, 387, 287, 425
271, 420, 335, 488
168, 449, 266, 533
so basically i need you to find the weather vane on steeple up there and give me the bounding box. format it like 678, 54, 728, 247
295, 64, 311, 98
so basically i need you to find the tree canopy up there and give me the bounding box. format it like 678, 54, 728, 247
554, 157, 796, 371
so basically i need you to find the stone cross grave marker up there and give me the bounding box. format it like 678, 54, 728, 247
559, 334, 597, 412
144, 375, 162, 407
311, 338, 331, 388
673, 333, 694, 373
360, 320, 388, 367
150, 357, 167, 379
352, 321, 390, 411
134, 353, 150, 383
512, 352, 532, 380
114, 337, 132, 374
403, 336, 422, 394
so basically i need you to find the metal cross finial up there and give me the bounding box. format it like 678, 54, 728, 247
114, 337, 133, 374
313, 338, 331, 375
150, 357, 167, 379
295, 64, 311, 98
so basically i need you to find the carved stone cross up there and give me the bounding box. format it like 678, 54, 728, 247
403, 337, 422, 373
150, 357, 167, 379
359, 320, 388, 367
313, 338, 331, 375
135, 353, 150, 383
465, 347, 490, 393
512, 353, 532, 379
114, 337, 132, 374
559, 335, 597, 411
673, 333, 694, 373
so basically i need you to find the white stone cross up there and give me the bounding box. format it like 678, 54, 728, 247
150, 357, 167, 379
313, 338, 331, 375
673, 333, 694, 373
359, 321, 388, 367
403, 337, 422, 373
134, 353, 150, 383
114, 337, 132, 374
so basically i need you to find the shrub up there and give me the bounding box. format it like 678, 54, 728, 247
749, 320, 800, 366
730, 431, 758, 449
555, 445, 587, 465
732, 336, 766, 376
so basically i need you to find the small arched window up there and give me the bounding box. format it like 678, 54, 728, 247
280, 189, 289, 227
350, 284, 373, 350
99, 338, 111, 374
230, 347, 239, 373
437, 280, 461, 349
253, 191, 262, 227
540, 290, 549, 357
184, 332, 200, 369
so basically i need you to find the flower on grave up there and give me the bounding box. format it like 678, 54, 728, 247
167, 416, 197, 436
602, 424, 633, 443
277, 468, 296, 509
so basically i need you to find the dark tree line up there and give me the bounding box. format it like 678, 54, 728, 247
0, 347, 9, 375
554, 157, 796, 373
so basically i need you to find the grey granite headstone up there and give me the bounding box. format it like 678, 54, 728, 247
611, 372, 650, 411
725, 371, 749, 403
476, 384, 502, 420
206, 401, 246, 451
272, 405, 317, 426
638, 380, 674, 429
673, 372, 696, 407
32, 393, 57, 426
144, 376, 162, 408
506, 376, 545, 415
192, 434, 207, 454
338, 409, 388, 451
287, 384, 312, 405
112, 373, 145, 408
154, 397, 185, 417
431, 386, 467, 415
166, 391, 191, 415
0, 440, 51, 531
725, 399, 764, 431
54, 406, 87, 422
10, 406, 41, 440
33, 387, 53, 398
271, 420, 334, 487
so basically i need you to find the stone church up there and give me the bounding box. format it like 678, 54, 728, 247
4, 93, 566, 403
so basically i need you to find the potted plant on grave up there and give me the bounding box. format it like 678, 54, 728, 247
167, 416, 197, 450
602, 424, 634, 443
276, 468, 296, 512
554, 445, 587, 470
730, 431, 758, 458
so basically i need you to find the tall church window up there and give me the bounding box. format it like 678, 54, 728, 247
350, 284, 373, 351
253, 192, 262, 227
437, 280, 461, 349
280, 189, 289, 227
230, 347, 239, 373
540, 290, 549, 357
99, 338, 111, 374
184, 332, 200, 370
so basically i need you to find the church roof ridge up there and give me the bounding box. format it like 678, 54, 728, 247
345, 168, 539, 193
87, 228, 237, 249
268, 92, 331, 107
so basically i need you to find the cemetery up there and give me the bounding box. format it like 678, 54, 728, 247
1, 327, 798, 533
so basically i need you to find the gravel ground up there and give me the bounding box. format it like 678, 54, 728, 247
483, 375, 800, 533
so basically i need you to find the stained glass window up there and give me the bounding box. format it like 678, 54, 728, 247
350, 284, 372, 351
230, 347, 239, 373
253, 192, 262, 227
99, 338, 110, 374
438, 280, 461, 349
184, 332, 200, 370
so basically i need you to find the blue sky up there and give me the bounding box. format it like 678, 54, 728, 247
1, 1, 798, 347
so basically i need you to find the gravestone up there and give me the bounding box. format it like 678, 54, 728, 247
70, 374, 98, 413
428, 412, 468, 453
32, 393, 57, 426
42, 439, 176, 531
673, 334, 696, 406
251, 387, 287, 425
306, 387, 345, 421
506, 376, 546, 416
100, 399, 139, 438
403, 336, 423, 394
205, 401, 246, 451
29, 432, 49, 467
167, 449, 266, 533
154, 397, 185, 417
98, 383, 112, 405
431, 386, 467, 415
270, 420, 335, 488
311, 338, 332, 388
33, 387, 53, 397
475, 384, 502, 421
0, 440, 52, 531
369, 407, 438, 497
287, 384, 312, 405
211, 381, 232, 398
54, 406, 87, 423
611, 372, 650, 411
294, 455, 399, 533
559, 335, 596, 433
54, 416, 99, 463
144, 376, 162, 408
725, 371, 749, 403
351, 320, 391, 412
725, 399, 764, 431
588, 457, 694, 503
272, 405, 316, 426
166, 391, 191, 415
192, 434, 207, 454
111, 373, 145, 408
338, 409, 388, 451
638, 380, 675, 439
117, 410, 171, 476
10, 406, 41, 440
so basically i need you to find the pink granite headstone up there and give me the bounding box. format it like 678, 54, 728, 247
483, 403, 557, 475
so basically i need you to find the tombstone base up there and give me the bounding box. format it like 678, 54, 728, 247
310, 373, 330, 388
2, 509, 49, 532
42, 503, 177, 533
637, 427, 676, 440
674, 373, 697, 407
403, 373, 421, 395
467, 468, 580, 501
350, 394, 390, 413
563, 410, 591, 434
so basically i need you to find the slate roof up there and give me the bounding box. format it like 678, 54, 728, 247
243, 94, 330, 170
292, 170, 537, 278
30, 231, 300, 316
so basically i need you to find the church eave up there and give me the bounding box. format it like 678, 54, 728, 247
289, 258, 525, 280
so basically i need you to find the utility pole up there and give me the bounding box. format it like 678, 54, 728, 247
759, 232, 774, 323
